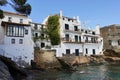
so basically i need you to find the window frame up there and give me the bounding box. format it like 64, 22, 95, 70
6, 25, 24, 37
11, 39, 15, 44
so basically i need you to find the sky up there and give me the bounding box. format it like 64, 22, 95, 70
1, 0, 120, 28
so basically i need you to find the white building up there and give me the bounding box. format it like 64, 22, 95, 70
0, 11, 34, 67
42, 11, 103, 57
31, 22, 51, 49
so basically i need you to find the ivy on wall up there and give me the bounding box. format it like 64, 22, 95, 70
46, 15, 60, 45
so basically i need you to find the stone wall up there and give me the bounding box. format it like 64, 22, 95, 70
34, 48, 61, 69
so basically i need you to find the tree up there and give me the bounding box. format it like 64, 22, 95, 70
46, 15, 61, 45
10, 0, 31, 15
0, 0, 7, 18
0, 0, 31, 19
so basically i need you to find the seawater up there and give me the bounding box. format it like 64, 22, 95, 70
35, 65, 120, 80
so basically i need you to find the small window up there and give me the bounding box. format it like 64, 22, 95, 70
35, 33, 38, 37
20, 19, 23, 23
19, 39, 23, 44
79, 36, 81, 42
66, 49, 70, 54
81, 29, 84, 32
63, 18, 65, 20
68, 19, 70, 21
11, 39, 15, 44
74, 26, 78, 31
65, 34, 69, 41
41, 34, 44, 38
25, 30, 28, 35
41, 43, 45, 48
118, 40, 120, 45
34, 24, 38, 29
93, 49, 96, 55
65, 24, 69, 30
75, 35, 78, 42
8, 17, 12, 22
86, 48, 88, 54
92, 32, 95, 35
108, 40, 111, 45
85, 30, 87, 34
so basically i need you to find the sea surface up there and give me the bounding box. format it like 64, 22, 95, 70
34, 65, 120, 80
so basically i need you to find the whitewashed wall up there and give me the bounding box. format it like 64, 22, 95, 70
0, 12, 34, 67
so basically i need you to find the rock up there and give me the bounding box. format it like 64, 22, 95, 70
0, 60, 13, 80
103, 49, 120, 57
56, 58, 74, 71
71, 56, 90, 66
0, 55, 28, 80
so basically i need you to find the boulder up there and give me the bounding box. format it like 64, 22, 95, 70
0, 60, 13, 80
103, 49, 120, 57
0, 55, 28, 80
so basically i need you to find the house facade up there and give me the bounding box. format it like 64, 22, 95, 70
31, 22, 51, 49
42, 11, 103, 57
0, 11, 34, 67
100, 24, 120, 50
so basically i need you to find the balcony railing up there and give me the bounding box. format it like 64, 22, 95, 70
62, 38, 82, 44
64, 29, 81, 33
84, 40, 98, 43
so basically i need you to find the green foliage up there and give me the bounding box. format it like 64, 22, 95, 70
0, 0, 31, 19
11, 0, 31, 15
0, 0, 7, 19
0, 10, 4, 19
46, 15, 60, 45
0, 0, 7, 6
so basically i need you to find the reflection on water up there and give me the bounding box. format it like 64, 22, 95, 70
35, 65, 120, 80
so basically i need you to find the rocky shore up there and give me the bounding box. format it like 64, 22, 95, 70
0, 49, 120, 80
0, 55, 33, 80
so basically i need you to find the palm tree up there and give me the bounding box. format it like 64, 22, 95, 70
0, 0, 31, 19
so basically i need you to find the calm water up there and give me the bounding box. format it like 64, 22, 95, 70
34, 65, 120, 80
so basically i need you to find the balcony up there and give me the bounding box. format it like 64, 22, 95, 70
62, 38, 83, 44
84, 40, 98, 43
64, 29, 81, 34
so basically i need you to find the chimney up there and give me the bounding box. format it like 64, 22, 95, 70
60, 10, 62, 17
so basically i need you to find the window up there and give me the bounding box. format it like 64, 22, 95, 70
41, 34, 44, 38
6, 25, 24, 37
20, 19, 23, 23
65, 34, 69, 41
11, 39, 15, 44
74, 26, 78, 31
93, 49, 96, 55
35, 33, 38, 37
8, 17, 12, 22
85, 30, 87, 34
75, 49, 79, 56
66, 49, 70, 54
92, 31, 95, 35
63, 18, 65, 20
68, 19, 70, 21
79, 36, 81, 42
65, 24, 69, 30
41, 43, 45, 48
25, 30, 28, 35
85, 37, 88, 42
108, 40, 111, 45
34, 24, 38, 29
118, 40, 120, 45
81, 29, 84, 32
19, 39, 23, 44
86, 48, 88, 54
75, 35, 78, 42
